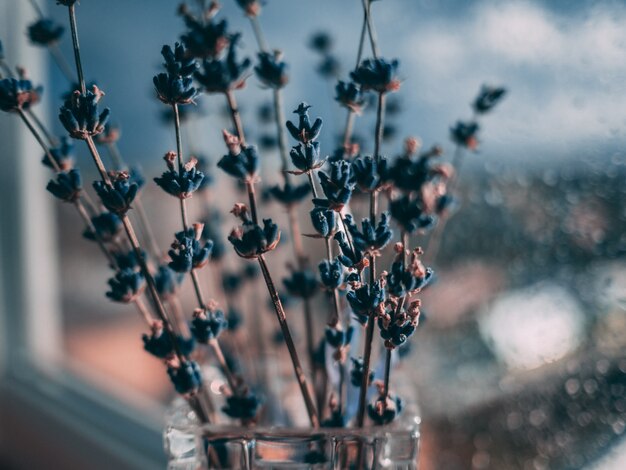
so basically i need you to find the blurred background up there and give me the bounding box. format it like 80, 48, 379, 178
1, 0, 626, 469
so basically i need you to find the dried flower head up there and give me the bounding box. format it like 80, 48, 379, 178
255, 50, 288, 89
0, 78, 43, 112
309, 31, 333, 54
473, 85, 507, 114
283, 268, 319, 299
335, 80, 366, 114
289, 142, 323, 174
154, 152, 205, 199
318, 258, 343, 290
168, 226, 213, 272
82, 212, 122, 243
191, 306, 227, 343
46, 169, 82, 202
195, 33, 251, 93
42, 136, 74, 170
143, 321, 195, 359
235, 0, 263, 17
59, 86, 111, 139
228, 215, 280, 259
314, 161, 354, 211
179, 3, 230, 59
153, 43, 199, 105
309, 206, 337, 238
347, 281, 385, 325
351, 155, 388, 192
267, 180, 311, 206
93, 172, 138, 215
222, 390, 261, 421
343, 213, 393, 253
367, 392, 403, 425
325, 326, 354, 349
167, 360, 203, 395
350, 357, 374, 387
154, 265, 183, 300
450, 120, 479, 150
27, 18, 65, 45
286, 103, 322, 144
351, 58, 400, 93
334, 231, 367, 271
389, 195, 435, 234
217, 133, 259, 180
105, 268, 145, 303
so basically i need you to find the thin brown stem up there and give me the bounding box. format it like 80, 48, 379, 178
17, 110, 60, 172
134, 297, 155, 326
257, 254, 320, 428
134, 197, 162, 260
361, 0, 379, 59
273, 89, 291, 179
74, 199, 116, 267
26, 110, 57, 148
85, 136, 111, 185
249, 16, 269, 53
67, 5, 86, 93
225, 91, 246, 146
325, 237, 341, 328
245, 181, 259, 225
105, 142, 125, 171
208, 338, 238, 393
306, 171, 319, 199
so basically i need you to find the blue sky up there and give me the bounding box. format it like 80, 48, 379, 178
39, 0, 626, 170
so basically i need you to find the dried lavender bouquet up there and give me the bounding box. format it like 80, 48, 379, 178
0, 0, 506, 458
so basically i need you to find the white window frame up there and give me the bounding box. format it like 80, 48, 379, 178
0, 2, 164, 468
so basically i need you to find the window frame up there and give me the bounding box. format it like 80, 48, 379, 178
0, 2, 165, 468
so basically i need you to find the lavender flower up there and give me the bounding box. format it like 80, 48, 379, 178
308, 32, 333, 54
317, 55, 341, 79
335, 80, 366, 114
473, 85, 507, 114
42, 136, 74, 170
95, 122, 121, 144
168, 225, 213, 273
351, 155, 388, 192
59, 86, 111, 139
350, 357, 374, 387
334, 231, 367, 271
195, 33, 251, 93
283, 269, 318, 299
143, 323, 195, 359
351, 58, 400, 93
113, 250, 145, 270
386, 255, 433, 298
325, 326, 354, 349
218, 135, 259, 180
347, 281, 385, 325
83, 212, 122, 242
106, 268, 145, 303
154, 152, 205, 199
289, 142, 323, 173
228, 206, 281, 259
167, 361, 203, 395
93, 172, 138, 215
27, 19, 65, 45
223, 390, 261, 421
179, 4, 229, 59
310, 206, 337, 238
286, 103, 322, 144
343, 213, 393, 253
153, 43, 199, 105
368, 393, 403, 425
235, 0, 263, 17
0, 78, 43, 112
318, 259, 343, 290
389, 195, 435, 234
191, 307, 227, 343
56, 0, 78, 6
154, 265, 183, 300
314, 161, 354, 211
255, 51, 289, 89
450, 121, 479, 150
46, 169, 82, 202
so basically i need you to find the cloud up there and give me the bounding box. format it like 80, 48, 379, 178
400, 1, 626, 159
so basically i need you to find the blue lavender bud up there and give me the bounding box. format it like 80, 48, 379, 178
42, 136, 74, 170
344, 212, 393, 253
309, 32, 333, 54
218, 143, 259, 180
314, 161, 354, 211
450, 120, 479, 150
143, 326, 195, 359
27, 19, 64, 46
325, 326, 354, 349
154, 152, 205, 199
473, 85, 506, 114
83, 212, 122, 242
436, 193, 457, 216
334, 231, 366, 271
255, 51, 288, 89
368, 394, 403, 425
153, 43, 199, 105
56, 0, 78, 6
351, 155, 388, 192
389, 195, 436, 234
228, 218, 280, 259
318, 259, 343, 290
222, 390, 261, 421
190, 307, 227, 343
268, 181, 310, 206
0, 78, 43, 112
168, 226, 213, 273
227, 306, 243, 331
317, 55, 341, 79
350, 357, 374, 387
179, 5, 229, 59
167, 361, 203, 395
201, 209, 226, 261
93, 172, 138, 215
321, 411, 346, 428
222, 270, 243, 295
195, 33, 251, 93
127, 166, 146, 191
286, 103, 322, 144
387, 155, 431, 192
283, 268, 318, 299
154, 265, 183, 299
289, 142, 322, 173
351, 58, 400, 93
106, 268, 145, 303
347, 281, 385, 325
113, 249, 145, 270
335, 80, 366, 114
310, 206, 337, 238
386, 259, 433, 298
46, 169, 82, 202
59, 86, 110, 139
378, 316, 416, 349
